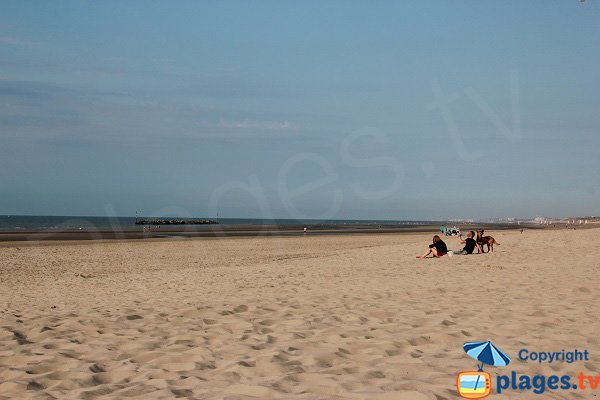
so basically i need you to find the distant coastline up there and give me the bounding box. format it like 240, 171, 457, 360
0, 214, 531, 232
0, 214, 597, 243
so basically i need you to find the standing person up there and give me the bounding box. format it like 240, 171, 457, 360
452, 231, 479, 255
416, 235, 448, 259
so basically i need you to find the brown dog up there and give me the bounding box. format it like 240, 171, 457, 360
476, 230, 500, 253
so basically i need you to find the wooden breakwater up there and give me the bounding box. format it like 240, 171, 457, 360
135, 219, 219, 225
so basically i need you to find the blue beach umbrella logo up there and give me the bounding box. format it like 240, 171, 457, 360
463, 341, 511, 370
457, 341, 511, 398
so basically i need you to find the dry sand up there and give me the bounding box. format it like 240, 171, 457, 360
1, 228, 599, 399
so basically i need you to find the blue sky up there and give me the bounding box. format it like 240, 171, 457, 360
1, 1, 599, 220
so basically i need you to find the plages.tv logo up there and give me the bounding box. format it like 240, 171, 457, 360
457, 341, 511, 399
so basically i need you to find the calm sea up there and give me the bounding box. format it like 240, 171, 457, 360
0, 215, 438, 231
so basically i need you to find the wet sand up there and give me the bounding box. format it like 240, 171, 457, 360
0, 223, 537, 242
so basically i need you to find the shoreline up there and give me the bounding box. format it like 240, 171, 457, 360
0, 222, 549, 243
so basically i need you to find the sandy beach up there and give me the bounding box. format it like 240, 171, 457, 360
1, 228, 599, 399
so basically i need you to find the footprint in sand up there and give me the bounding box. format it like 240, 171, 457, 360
233, 305, 248, 313
238, 360, 256, 367
271, 353, 288, 363
410, 351, 423, 358
89, 363, 106, 373
366, 370, 386, 379
12, 330, 32, 345
408, 336, 431, 346
26, 381, 44, 391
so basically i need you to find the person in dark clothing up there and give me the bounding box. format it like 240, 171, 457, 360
416, 235, 447, 259
452, 230, 480, 255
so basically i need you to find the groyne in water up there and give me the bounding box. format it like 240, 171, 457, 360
135, 219, 218, 225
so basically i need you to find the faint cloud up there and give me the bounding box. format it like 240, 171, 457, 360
0, 79, 68, 98
0, 77, 302, 145
217, 119, 295, 130
0, 36, 18, 44
0, 35, 39, 46
191, 80, 269, 99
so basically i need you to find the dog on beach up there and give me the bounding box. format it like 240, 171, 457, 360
476, 230, 500, 253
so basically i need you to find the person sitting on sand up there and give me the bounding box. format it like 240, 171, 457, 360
452, 230, 480, 255
416, 235, 447, 259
